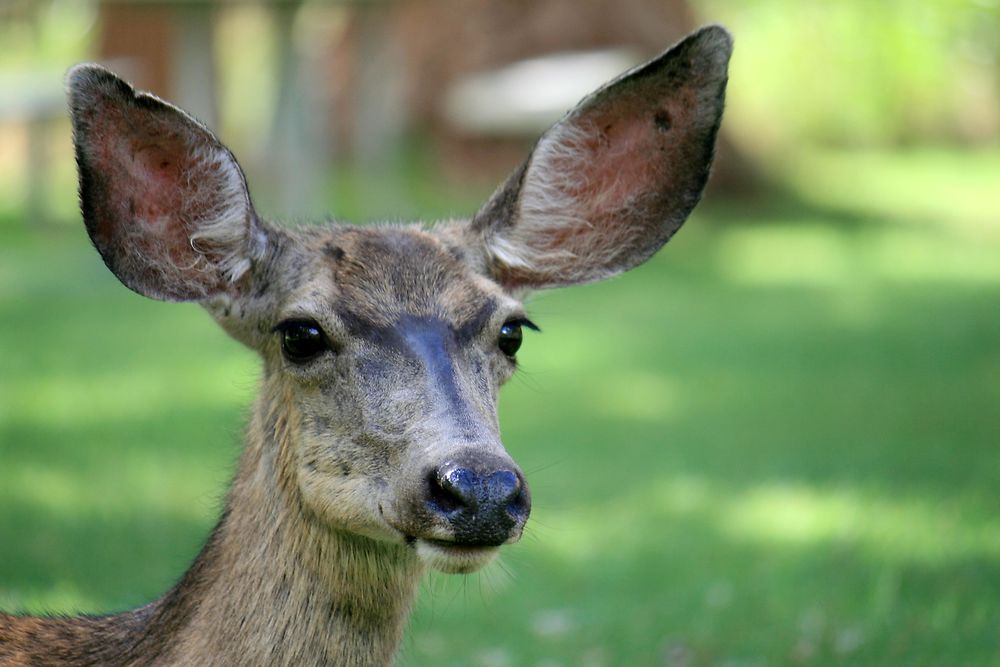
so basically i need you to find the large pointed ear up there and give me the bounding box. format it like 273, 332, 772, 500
66, 65, 267, 302
468, 26, 732, 290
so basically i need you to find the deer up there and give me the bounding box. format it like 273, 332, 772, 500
0, 25, 731, 666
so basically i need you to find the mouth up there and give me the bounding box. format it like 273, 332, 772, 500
412, 538, 500, 574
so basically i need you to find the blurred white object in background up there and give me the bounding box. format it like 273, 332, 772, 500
444, 48, 640, 136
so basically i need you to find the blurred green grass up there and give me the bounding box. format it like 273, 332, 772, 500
1, 148, 1000, 666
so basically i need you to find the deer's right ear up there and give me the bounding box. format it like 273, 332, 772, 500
67, 65, 267, 302
468, 26, 731, 291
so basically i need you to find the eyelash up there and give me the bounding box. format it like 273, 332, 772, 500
506, 318, 540, 332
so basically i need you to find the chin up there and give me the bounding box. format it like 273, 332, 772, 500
414, 540, 501, 574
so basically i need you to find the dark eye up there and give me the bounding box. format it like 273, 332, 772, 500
498, 322, 522, 357
276, 320, 330, 363
498, 318, 537, 358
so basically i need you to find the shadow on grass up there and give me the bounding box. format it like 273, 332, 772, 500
0, 405, 241, 615
0, 498, 213, 615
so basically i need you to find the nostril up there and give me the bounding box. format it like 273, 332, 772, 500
485, 470, 521, 505
491, 470, 530, 520
427, 465, 477, 514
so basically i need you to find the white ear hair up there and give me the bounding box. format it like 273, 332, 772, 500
187, 143, 268, 286
487, 123, 589, 271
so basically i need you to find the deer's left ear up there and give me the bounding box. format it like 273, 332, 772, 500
469, 26, 732, 290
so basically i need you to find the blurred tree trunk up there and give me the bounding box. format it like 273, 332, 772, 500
96, 2, 175, 97
263, 0, 328, 219
96, 1, 217, 130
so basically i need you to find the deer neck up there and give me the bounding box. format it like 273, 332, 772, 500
148, 380, 426, 666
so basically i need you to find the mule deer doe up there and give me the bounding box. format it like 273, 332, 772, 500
0, 26, 731, 666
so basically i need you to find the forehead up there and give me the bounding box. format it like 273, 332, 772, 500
291, 224, 506, 330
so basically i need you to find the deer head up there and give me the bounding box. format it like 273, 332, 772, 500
66, 26, 731, 575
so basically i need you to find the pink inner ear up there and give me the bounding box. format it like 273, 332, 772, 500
480, 27, 730, 289
126, 138, 188, 229
77, 93, 249, 299
577, 118, 657, 214
496, 72, 713, 289
569, 87, 697, 222
524, 92, 696, 257
71, 66, 258, 300
100, 125, 205, 274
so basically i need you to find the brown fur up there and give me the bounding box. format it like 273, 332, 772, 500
2, 26, 730, 665
2, 372, 424, 666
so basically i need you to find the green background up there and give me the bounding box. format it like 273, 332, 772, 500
2, 2, 1000, 665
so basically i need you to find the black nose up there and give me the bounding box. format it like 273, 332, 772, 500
427, 455, 530, 546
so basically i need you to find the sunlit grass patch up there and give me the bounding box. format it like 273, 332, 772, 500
529, 476, 1000, 567
722, 484, 1000, 564
713, 224, 858, 287
788, 148, 1000, 235
717, 222, 1000, 287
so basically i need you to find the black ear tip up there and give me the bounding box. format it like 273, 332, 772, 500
65, 64, 135, 110
685, 24, 734, 69
67, 63, 115, 93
